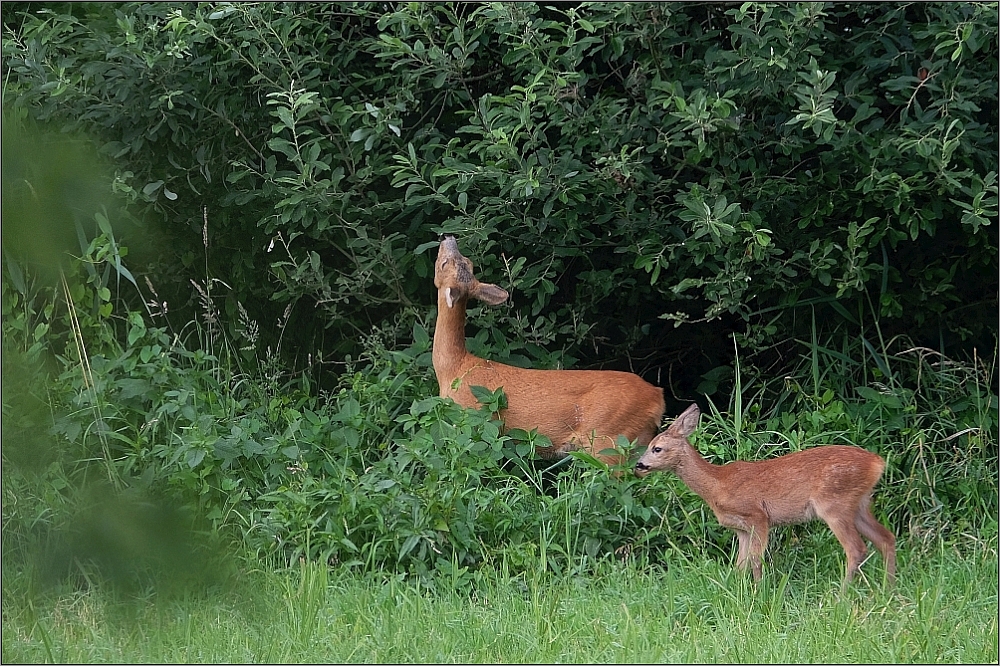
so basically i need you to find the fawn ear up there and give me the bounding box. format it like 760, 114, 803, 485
473, 282, 509, 305
667, 403, 701, 437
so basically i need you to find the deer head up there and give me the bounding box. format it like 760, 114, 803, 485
634, 403, 701, 477
434, 235, 508, 309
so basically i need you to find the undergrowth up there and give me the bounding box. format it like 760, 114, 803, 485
1, 176, 996, 587
2, 284, 997, 589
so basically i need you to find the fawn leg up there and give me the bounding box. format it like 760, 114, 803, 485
746, 520, 769, 582
855, 501, 896, 586
823, 514, 868, 587
723, 513, 768, 581
732, 518, 769, 581
735, 529, 752, 571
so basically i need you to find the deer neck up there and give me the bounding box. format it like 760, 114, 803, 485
673, 442, 723, 501
433, 289, 472, 383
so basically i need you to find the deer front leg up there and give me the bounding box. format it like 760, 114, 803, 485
734, 529, 753, 571
745, 521, 769, 581
726, 515, 769, 582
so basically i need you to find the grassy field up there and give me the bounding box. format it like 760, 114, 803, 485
3, 534, 996, 664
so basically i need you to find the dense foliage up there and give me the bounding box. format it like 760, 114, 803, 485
2, 2, 997, 585
3, 2, 997, 384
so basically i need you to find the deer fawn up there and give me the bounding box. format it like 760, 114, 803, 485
635, 404, 896, 587
432, 235, 664, 466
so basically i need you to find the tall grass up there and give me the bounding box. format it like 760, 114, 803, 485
3, 536, 996, 664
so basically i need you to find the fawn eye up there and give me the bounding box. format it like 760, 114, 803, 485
653, 446, 662, 453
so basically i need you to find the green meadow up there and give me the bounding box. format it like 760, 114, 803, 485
4, 537, 997, 664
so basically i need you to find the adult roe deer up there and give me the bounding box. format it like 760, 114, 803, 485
432, 235, 664, 466
635, 404, 896, 587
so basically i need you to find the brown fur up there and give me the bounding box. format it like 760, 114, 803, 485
635, 404, 897, 587
432, 236, 665, 465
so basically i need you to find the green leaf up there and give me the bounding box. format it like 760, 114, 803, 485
142, 180, 164, 196
186, 448, 206, 468
861, 337, 893, 381
413, 322, 429, 346
3, 250, 26, 294
95, 211, 114, 236
543, 197, 555, 218
208, 7, 238, 20
127, 319, 146, 346
274, 106, 294, 129
398, 534, 421, 560
116, 378, 152, 400
410, 397, 441, 416
482, 420, 500, 441
470, 385, 495, 405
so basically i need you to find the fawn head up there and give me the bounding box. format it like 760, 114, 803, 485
634, 403, 701, 477
435, 235, 509, 309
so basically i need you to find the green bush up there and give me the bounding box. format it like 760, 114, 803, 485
2, 2, 995, 389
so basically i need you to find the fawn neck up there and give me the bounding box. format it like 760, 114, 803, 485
433, 290, 471, 379
672, 442, 724, 500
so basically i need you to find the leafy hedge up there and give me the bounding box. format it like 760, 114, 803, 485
3, 2, 996, 397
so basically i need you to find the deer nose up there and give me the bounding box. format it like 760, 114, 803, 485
438, 233, 458, 241
634, 461, 648, 471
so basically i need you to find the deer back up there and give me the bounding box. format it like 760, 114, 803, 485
448, 362, 664, 455
709, 446, 887, 525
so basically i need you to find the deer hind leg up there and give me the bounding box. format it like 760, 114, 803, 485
855, 498, 897, 586
821, 511, 868, 587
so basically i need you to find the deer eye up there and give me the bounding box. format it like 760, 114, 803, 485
652, 446, 662, 453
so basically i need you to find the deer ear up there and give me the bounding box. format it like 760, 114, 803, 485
445, 287, 456, 308
473, 282, 509, 305
668, 403, 701, 437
